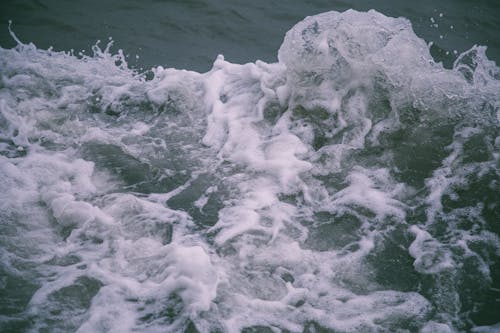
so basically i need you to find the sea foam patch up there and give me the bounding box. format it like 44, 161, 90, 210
0, 9, 499, 333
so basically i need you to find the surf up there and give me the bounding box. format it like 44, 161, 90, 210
0, 9, 499, 333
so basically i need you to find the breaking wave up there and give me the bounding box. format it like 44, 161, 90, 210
1, 10, 499, 333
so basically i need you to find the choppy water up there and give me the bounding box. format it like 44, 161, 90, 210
1, 2, 499, 333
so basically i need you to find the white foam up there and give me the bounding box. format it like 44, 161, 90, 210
420, 321, 454, 333
409, 225, 455, 274
327, 167, 407, 219
1, 8, 499, 333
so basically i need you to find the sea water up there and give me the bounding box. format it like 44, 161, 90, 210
0, 2, 499, 333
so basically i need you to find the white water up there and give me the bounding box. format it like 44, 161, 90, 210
1, 10, 499, 333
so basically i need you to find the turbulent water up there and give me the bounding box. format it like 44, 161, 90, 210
1, 8, 499, 333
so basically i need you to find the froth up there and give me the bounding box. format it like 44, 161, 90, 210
1, 8, 499, 333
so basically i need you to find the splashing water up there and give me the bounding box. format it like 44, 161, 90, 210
0, 9, 499, 333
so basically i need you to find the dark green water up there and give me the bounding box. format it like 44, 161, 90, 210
0, 1, 499, 333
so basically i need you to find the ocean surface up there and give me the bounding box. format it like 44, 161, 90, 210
0, 1, 499, 332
